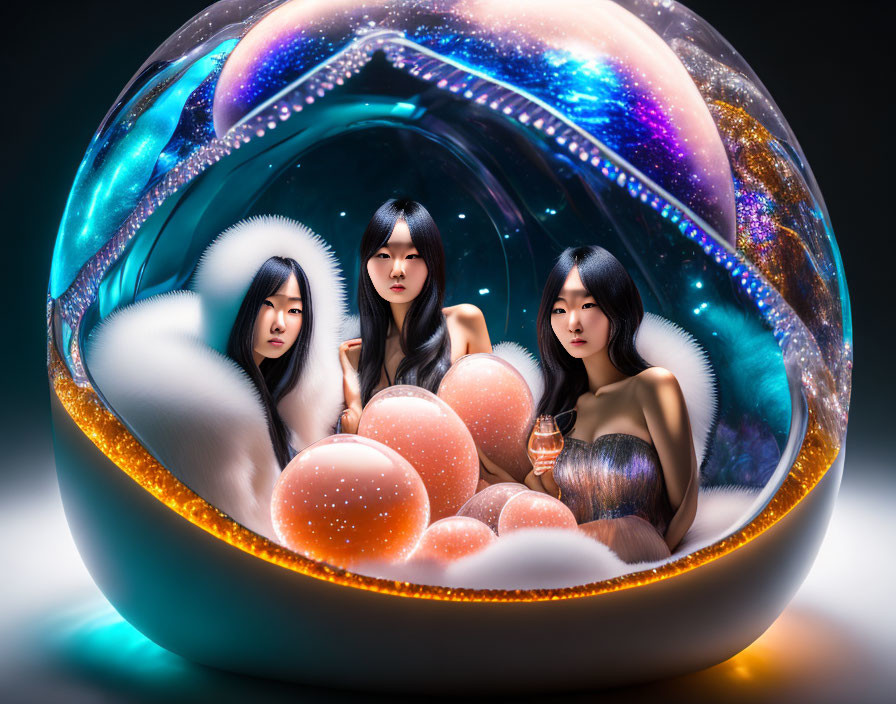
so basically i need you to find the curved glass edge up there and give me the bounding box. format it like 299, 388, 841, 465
52, 31, 734, 372
618, 0, 851, 413
43, 0, 849, 599
52, 0, 736, 302
99, 0, 289, 136
50, 38, 240, 300
48, 0, 851, 436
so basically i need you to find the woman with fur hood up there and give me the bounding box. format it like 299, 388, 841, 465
87, 217, 346, 542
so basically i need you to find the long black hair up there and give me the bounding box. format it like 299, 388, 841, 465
358, 198, 450, 405
536, 245, 650, 434
227, 256, 313, 468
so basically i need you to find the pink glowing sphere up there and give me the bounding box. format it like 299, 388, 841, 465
271, 434, 430, 568
358, 385, 479, 521
497, 491, 579, 535
411, 516, 497, 565
437, 353, 535, 482
456, 482, 529, 533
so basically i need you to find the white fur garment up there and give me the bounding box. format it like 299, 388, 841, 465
635, 313, 718, 469
88, 220, 728, 558
191, 216, 347, 448
491, 341, 544, 406
87, 217, 347, 541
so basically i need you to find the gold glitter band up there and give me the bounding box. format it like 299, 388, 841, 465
49, 341, 840, 602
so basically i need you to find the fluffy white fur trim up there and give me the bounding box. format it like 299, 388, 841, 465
355, 528, 629, 590
355, 487, 761, 589
673, 485, 761, 557
191, 215, 347, 448
87, 292, 280, 540
87, 217, 349, 540
635, 313, 717, 467
491, 341, 544, 404
340, 313, 360, 341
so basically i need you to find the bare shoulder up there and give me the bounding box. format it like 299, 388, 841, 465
444, 304, 491, 357
444, 303, 486, 326
637, 366, 677, 385
634, 367, 684, 402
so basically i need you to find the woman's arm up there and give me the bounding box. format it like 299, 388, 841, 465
478, 448, 521, 484
637, 367, 699, 552
338, 339, 363, 434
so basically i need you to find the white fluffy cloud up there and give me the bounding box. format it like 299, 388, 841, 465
355, 528, 630, 590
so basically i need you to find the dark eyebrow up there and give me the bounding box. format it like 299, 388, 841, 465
269, 294, 302, 301
558, 288, 592, 299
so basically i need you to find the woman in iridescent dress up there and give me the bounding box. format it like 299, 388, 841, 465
528, 245, 698, 562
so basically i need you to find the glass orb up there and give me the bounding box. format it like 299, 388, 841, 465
358, 385, 479, 521
48, 0, 851, 690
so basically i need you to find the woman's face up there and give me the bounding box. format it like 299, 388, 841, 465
550, 265, 611, 359
366, 219, 428, 304
253, 273, 303, 363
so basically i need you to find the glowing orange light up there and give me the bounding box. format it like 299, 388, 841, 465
49, 341, 841, 603
271, 434, 430, 568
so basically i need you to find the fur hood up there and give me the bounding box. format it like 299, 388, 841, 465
191, 215, 347, 447
87, 217, 347, 541
635, 313, 717, 469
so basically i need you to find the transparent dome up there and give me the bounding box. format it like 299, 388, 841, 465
48, 0, 849, 584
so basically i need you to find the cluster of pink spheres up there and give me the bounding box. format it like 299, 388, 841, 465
271, 354, 580, 569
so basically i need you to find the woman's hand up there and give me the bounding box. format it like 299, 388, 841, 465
524, 468, 547, 493
340, 407, 361, 435
525, 467, 560, 497
339, 338, 363, 434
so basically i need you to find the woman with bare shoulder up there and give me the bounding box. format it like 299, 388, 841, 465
338, 198, 492, 434
529, 245, 698, 562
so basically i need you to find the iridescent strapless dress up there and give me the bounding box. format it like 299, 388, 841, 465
552, 434, 674, 534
